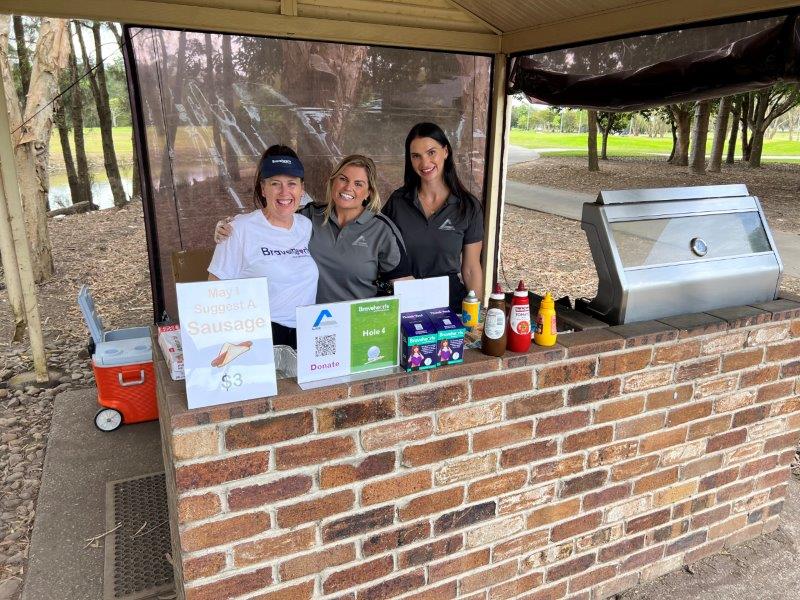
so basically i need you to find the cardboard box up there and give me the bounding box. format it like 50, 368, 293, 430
157, 323, 185, 380
425, 308, 466, 366
401, 312, 439, 372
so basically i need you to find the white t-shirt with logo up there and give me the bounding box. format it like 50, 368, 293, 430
208, 210, 318, 328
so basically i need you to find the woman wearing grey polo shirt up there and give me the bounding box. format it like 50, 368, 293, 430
215, 153, 411, 304
382, 122, 484, 313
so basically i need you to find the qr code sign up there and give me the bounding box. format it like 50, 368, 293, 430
314, 334, 336, 358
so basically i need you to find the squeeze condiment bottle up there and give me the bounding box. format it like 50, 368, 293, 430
506, 280, 532, 353
534, 292, 558, 347
481, 283, 507, 357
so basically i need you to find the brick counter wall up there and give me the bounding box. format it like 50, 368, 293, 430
156, 300, 800, 600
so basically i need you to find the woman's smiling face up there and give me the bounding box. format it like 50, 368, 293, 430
261, 175, 303, 216
409, 136, 448, 183
331, 165, 370, 211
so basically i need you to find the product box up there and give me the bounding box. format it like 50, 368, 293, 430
425, 308, 466, 366
401, 312, 439, 372
157, 323, 185, 380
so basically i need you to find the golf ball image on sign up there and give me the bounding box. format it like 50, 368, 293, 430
350, 299, 399, 373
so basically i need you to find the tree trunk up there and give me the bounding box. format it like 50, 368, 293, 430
90, 22, 127, 206
156, 30, 188, 187
726, 102, 740, 164
221, 34, 240, 180
68, 22, 92, 206
740, 93, 752, 162
748, 90, 770, 168
12, 16, 31, 97
669, 104, 692, 166
599, 115, 611, 160
55, 100, 81, 202
587, 110, 599, 172
204, 32, 223, 179
131, 128, 141, 200
689, 100, 711, 174
667, 113, 677, 162
709, 97, 731, 172
0, 17, 70, 282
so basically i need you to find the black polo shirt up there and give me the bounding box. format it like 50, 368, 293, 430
382, 186, 484, 281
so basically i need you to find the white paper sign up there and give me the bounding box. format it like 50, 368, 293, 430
393, 276, 449, 313
176, 278, 277, 409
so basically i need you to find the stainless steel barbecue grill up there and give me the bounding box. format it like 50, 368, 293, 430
578, 184, 783, 325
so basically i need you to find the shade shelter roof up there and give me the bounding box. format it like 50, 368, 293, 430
3, 0, 800, 54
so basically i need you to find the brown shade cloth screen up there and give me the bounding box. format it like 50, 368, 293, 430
126, 27, 491, 318
508, 14, 800, 112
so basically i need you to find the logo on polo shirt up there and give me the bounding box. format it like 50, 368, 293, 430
352, 235, 368, 247
439, 219, 455, 231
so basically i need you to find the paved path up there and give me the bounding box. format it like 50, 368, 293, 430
504, 147, 800, 278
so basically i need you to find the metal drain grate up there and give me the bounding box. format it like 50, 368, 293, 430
104, 472, 175, 600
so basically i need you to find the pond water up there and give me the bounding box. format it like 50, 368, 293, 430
48, 165, 134, 211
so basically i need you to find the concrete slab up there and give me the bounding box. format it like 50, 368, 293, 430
22, 387, 163, 600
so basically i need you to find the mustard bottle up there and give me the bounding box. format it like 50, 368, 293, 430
533, 292, 558, 347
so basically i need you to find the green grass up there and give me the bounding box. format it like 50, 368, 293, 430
50, 126, 133, 158
509, 130, 800, 162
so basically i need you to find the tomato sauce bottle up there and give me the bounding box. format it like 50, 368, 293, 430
507, 280, 532, 353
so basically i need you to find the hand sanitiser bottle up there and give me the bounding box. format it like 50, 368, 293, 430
534, 292, 558, 347
506, 280, 532, 353
481, 283, 507, 357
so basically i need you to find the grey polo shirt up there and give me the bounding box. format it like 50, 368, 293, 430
382, 186, 484, 281
300, 203, 411, 304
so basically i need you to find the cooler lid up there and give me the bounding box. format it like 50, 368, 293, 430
77, 285, 105, 345
94, 337, 153, 366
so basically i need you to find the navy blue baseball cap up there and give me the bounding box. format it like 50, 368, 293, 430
260, 155, 304, 179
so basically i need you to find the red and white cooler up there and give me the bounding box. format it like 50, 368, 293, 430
78, 285, 158, 431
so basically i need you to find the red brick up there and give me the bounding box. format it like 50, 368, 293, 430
616, 413, 665, 439
563, 426, 613, 452
527, 498, 581, 528
323, 556, 393, 594
688, 415, 732, 440
715, 389, 757, 413
567, 379, 622, 406
537, 358, 597, 388
184, 567, 272, 600
280, 543, 355, 580
228, 474, 312, 510
732, 405, 770, 427
398, 536, 462, 569
400, 582, 457, 600
758, 380, 795, 403
250, 581, 315, 600
276, 490, 354, 528
647, 384, 693, 409
771, 398, 800, 417
490, 572, 544, 599
320, 452, 396, 489
530, 455, 585, 486
438, 402, 502, 433
665, 530, 707, 555
472, 370, 533, 400
653, 481, 698, 506
515, 581, 568, 600
178, 493, 221, 524
691, 504, 731, 528
740, 455, 779, 479
599, 535, 646, 562
694, 376, 737, 399
360, 417, 433, 450
546, 553, 596, 582
740, 365, 780, 388
583, 484, 631, 510
595, 396, 645, 423
398, 487, 464, 521
506, 390, 565, 418
667, 402, 712, 426
357, 569, 426, 600
399, 382, 468, 415
783, 360, 800, 378
621, 545, 664, 572
322, 507, 395, 543
468, 470, 528, 502
362, 470, 431, 505
434, 502, 496, 534
271, 382, 348, 411
183, 552, 225, 581
176, 451, 268, 491
460, 561, 518, 594
653, 341, 701, 364
722, 348, 764, 372
766, 339, 800, 362
623, 367, 674, 392
494, 529, 550, 561
627, 509, 670, 534
708, 514, 748, 540
569, 565, 618, 592
225, 412, 313, 450
361, 522, 430, 556
681, 454, 724, 479
318, 396, 395, 432
701, 331, 747, 355
501, 439, 557, 468
561, 470, 607, 497
707, 428, 747, 452
698, 467, 739, 492
611, 455, 659, 482
639, 427, 687, 454
634, 467, 679, 494
183, 512, 270, 552
598, 349, 652, 376
588, 441, 639, 467
473, 421, 533, 451
764, 431, 800, 453
276, 435, 355, 469
402, 435, 468, 467
716, 481, 754, 503
234, 526, 316, 565
499, 484, 557, 515
537, 410, 590, 436
675, 357, 719, 382
428, 549, 490, 582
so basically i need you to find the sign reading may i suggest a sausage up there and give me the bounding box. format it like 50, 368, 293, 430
176, 277, 277, 409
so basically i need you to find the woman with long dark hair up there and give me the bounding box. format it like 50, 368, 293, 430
382, 122, 484, 312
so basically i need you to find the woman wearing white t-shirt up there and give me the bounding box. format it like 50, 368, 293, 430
208, 146, 319, 348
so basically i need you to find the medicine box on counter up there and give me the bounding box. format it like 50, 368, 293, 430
401, 312, 439, 372
425, 308, 466, 366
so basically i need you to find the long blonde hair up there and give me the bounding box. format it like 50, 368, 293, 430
323, 155, 382, 224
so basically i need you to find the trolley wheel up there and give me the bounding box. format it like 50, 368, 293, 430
95, 408, 123, 432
